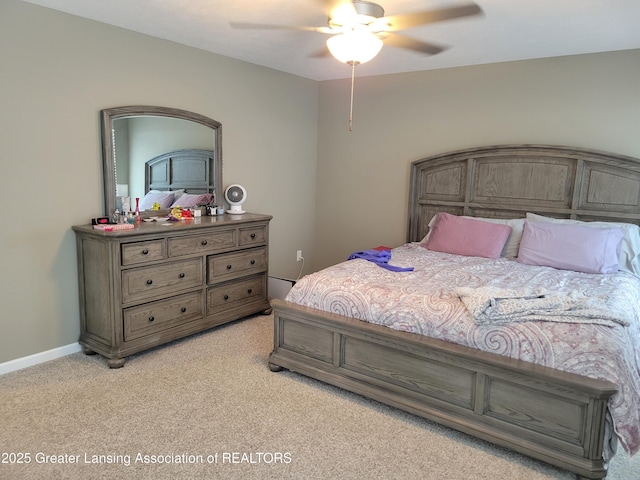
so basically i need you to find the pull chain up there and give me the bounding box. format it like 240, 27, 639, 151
348, 61, 357, 131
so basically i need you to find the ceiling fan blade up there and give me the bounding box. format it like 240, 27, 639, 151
382, 33, 447, 56
381, 3, 483, 32
229, 22, 335, 34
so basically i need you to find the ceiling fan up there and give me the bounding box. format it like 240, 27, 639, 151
231, 1, 483, 64
231, 1, 483, 130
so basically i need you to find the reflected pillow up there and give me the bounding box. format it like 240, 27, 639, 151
517, 220, 624, 274
526, 213, 640, 276
170, 193, 214, 208
139, 191, 174, 210
171, 189, 185, 201
423, 212, 512, 259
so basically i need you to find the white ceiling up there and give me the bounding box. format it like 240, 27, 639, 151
21, 0, 640, 81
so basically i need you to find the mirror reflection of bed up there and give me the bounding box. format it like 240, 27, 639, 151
101, 106, 222, 217
133, 149, 217, 212
270, 144, 640, 480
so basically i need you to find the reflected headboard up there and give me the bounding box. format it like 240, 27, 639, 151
145, 149, 217, 195
408, 144, 640, 243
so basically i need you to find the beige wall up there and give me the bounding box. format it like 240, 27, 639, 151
0, 0, 318, 363
3, 0, 639, 365
314, 50, 640, 270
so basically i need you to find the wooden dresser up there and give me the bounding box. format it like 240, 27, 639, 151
72, 213, 272, 367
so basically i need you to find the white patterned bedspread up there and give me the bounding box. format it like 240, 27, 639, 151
285, 243, 640, 455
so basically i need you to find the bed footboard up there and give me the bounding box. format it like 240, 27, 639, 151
269, 299, 617, 479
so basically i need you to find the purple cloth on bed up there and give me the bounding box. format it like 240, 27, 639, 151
347, 249, 414, 272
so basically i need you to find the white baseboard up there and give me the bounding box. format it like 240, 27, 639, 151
2, 277, 296, 376
0, 343, 82, 376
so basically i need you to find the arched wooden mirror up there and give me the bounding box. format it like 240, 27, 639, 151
100, 106, 222, 217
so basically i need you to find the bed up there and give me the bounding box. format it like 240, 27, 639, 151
268, 144, 640, 479
136, 149, 218, 211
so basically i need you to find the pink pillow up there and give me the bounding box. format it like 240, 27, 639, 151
170, 193, 214, 208
424, 213, 512, 259
517, 220, 624, 274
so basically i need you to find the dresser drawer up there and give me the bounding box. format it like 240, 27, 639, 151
168, 230, 236, 257
121, 240, 166, 265
124, 292, 203, 341
207, 275, 266, 312
122, 258, 203, 303
239, 225, 267, 246
207, 247, 266, 284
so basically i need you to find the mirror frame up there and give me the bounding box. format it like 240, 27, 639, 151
100, 105, 223, 217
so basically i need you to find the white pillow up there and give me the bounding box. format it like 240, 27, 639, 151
526, 213, 640, 276
424, 215, 524, 258
171, 189, 185, 200
139, 191, 174, 210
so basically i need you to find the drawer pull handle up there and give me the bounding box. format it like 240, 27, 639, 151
223, 295, 229, 301
226, 264, 232, 270
250, 259, 256, 265
146, 279, 153, 285
181, 307, 187, 313
250, 233, 256, 239
148, 316, 155, 322
201, 240, 208, 246
247, 288, 253, 294
179, 273, 185, 278
142, 249, 149, 255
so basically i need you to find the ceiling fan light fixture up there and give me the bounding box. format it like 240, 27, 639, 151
326, 29, 383, 64
330, 1, 385, 29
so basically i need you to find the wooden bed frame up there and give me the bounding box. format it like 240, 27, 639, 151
145, 148, 218, 197
269, 145, 640, 479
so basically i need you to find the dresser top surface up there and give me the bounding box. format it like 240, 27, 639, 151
72, 212, 272, 238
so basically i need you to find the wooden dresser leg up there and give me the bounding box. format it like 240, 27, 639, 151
268, 362, 284, 372
575, 474, 605, 480
107, 358, 126, 369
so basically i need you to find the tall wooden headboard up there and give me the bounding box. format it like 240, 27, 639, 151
408, 144, 640, 243
145, 149, 217, 195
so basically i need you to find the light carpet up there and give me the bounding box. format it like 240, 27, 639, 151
0, 314, 638, 480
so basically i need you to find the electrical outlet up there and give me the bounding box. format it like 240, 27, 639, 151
296, 250, 303, 262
